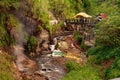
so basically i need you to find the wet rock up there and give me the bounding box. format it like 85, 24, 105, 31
32, 28, 50, 56
40, 29, 49, 40
42, 42, 49, 50
29, 52, 36, 57
41, 51, 52, 55
22, 59, 36, 71
35, 29, 50, 53
35, 41, 42, 54
21, 71, 46, 80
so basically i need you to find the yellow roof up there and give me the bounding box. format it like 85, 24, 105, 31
74, 12, 92, 18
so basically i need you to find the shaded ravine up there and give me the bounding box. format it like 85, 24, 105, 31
11, 1, 87, 80
11, 1, 67, 80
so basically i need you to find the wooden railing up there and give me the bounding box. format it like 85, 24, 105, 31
63, 17, 96, 46
64, 17, 95, 26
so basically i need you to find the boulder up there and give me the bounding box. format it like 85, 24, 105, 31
42, 42, 49, 50
58, 41, 69, 50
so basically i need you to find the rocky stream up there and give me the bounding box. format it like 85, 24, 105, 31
9, 1, 87, 79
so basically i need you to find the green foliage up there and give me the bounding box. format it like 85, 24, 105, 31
86, 0, 120, 79
80, 39, 86, 50
32, 0, 50, 21
24, 32, 29, 43
105, 58, 120, 79
82, 0, 91, 12
62, 61, 101, 80
116, 0, 120, 7
0, 53, 15, 80
31, 0, 54, 34
0, 0, 19, 10
46, 25, 56, 35
0, 14, 15, 47
27, 36, 37, 52
28, 0, 85, 35
88, 46, 120, 64
30, 0, 85, 35
49, 0, 72, 19
49, 0, 84, 19
0, 0, 19, 47
88, 45, 120, 79
73, 31, 82, 44
73, 31, 87, 50
62, 70, 101, 80
69, 0, 84, 13
66, 61, 81, 71
96, 27, 120, 47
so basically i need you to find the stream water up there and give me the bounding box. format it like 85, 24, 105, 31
36, 55, 66, 80
34, 35, 86, 80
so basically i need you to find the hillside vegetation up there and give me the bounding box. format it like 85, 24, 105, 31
0, 0, 120, 80
86, 0, 120, 79
0, 52, 15, 80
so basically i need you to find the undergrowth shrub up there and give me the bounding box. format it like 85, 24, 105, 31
66, 61, 81, 71
73, 31, 82, 44
88, 46, 120, 64
73, 31, 87, 50
62, 61, 101, 80
88, 46, 120, 79
105, 58, 120, 79
27, 36, 37, 52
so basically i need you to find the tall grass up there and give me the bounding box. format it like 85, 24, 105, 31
0, 53, 15, 80
62, 61, 101, 80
